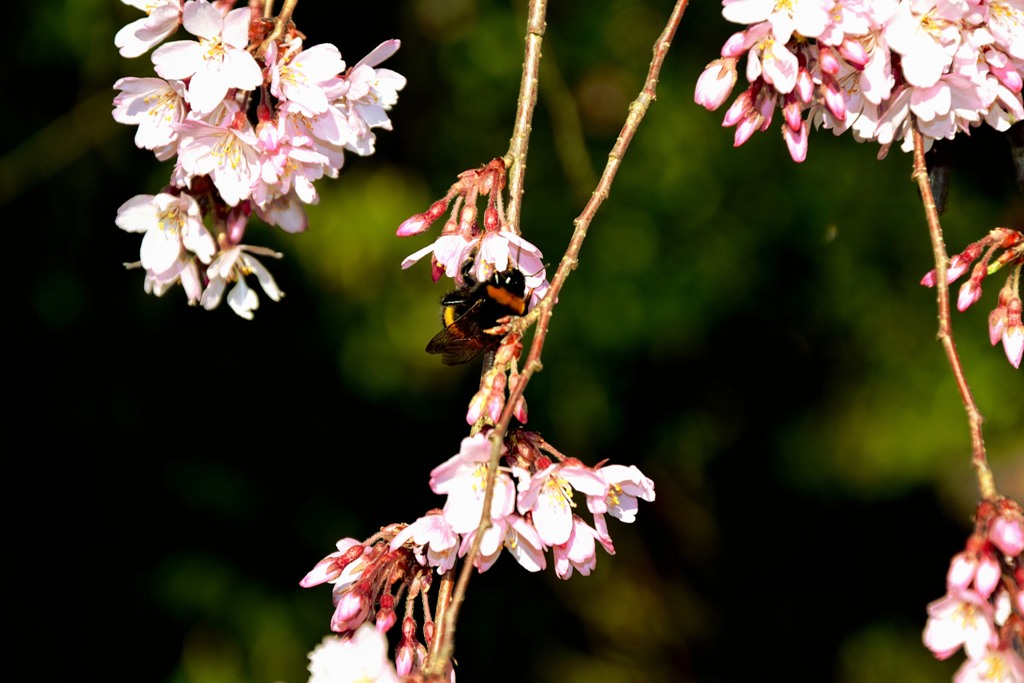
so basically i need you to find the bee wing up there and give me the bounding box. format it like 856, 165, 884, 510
426, 299, 493, 365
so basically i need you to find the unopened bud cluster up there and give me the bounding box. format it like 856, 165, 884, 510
398, 158, 550, 307
922, 227, 1023, 368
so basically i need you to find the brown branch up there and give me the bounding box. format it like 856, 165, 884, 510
266, 0, 298, 43
427, 570, 455, 662
910, 126, 997, 501
504, 0, 547, 233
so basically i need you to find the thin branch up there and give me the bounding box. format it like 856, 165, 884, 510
427, 570, 455, 662
505, 0, 547, 233
910, 126, 997, 501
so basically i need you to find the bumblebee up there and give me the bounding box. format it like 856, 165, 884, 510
426, 267, 529, 365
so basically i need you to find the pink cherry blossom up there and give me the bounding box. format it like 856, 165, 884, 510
885, 0, 964, 88
553, 516, 610, 580
389, 512, 460, 574
115, 192, 214, 274
141, 255, 203, 303
151, 1, 262, 114
587, 464, 656, 523
115, 0, 183, 58
429, 434, 516, 534
201, 244, 284, 320
112, 77, 187, 160
174, 115, 261, 207
306, 625, 401, 683
516, 462, 606, 547
953, 647, 1024, 683
923, 590, 998, 660
268, 41, 347, 114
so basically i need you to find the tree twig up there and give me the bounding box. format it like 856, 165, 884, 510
910, 126, 997, 501
504, 0, 547, 233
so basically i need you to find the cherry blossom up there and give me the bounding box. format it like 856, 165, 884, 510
306, 624, 401, 683
115, 192, 214, 274
923, 590, 998, 660
698, 0, 1024, 160
516, 461, 606, 547
151, 0, 262, 114
587, 464, 657, 523
201, 244, 284, 320
389, 512, 460, 574
115, 0, 183, 58
174, 115, 261, 207
268, 40, 346, 114
429, 433, 516, 534
112, 77, 187, 159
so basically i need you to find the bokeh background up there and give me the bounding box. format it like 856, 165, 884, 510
13, 1, 1023, 682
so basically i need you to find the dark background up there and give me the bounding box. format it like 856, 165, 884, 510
12, 1, 1023, 682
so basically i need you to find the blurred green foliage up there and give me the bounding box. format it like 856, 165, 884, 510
13, 1, 1022, 683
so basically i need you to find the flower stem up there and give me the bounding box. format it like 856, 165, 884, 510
911, 126, 996, 501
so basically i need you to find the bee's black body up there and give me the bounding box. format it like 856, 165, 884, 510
427, 268, 528, 365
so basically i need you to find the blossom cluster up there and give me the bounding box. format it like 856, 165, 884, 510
921, 227, 1023, 368
922, 498, 1024, 681
694, 0, 1024, 162
112, 0, 405, 318
299, 429, 655, 676
397, 158, 550, 309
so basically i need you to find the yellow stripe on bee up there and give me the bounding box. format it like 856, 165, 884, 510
442, 306, 461, 328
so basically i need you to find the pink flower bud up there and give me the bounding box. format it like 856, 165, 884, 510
782, 121, 809, 162
695, 59, 738, 111
459, 205, 476, 232
375, 606, 397, 632
723, 90, 753, 127
838, 39, 868, 70
783, 94, 803, 131
395, 641, 415, 677
484, 205, 500, 231
819, 45, 840, 75
796, 67, 814, 103
721, 31, 749, 58
1004, 322, 1024, 368
974, 553, 1001, 598
989, 306, 1008, 345
331, 589, 370, 632
823, 76, 846, 121
990, 514, 1024, 556
733, 114, 761, 146
957, 279, 982, 312
947, 551, 977, 590
396, 213, 431, 236
513, 395, 528, 423
466, 388, 488, 425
